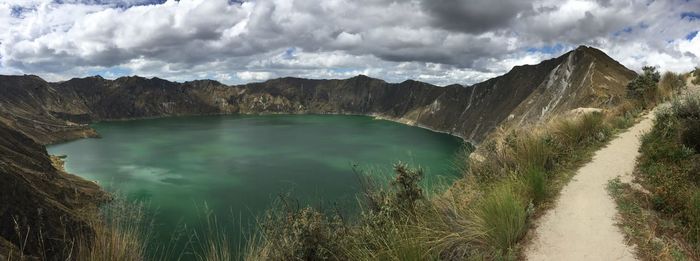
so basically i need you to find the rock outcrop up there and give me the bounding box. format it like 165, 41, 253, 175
0, 46, 636, 258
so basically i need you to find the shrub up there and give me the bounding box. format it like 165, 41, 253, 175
390, 163, 424, 212
659, 71, 686, 94
683, 120, 700, 152
693, 67, 700, 85
359, 162, 426, 220
671, 95, 700, 120
633, 94, 700, 255
627, 66, 661, 107
250, 202, 349, 261
669, 95, 700, 151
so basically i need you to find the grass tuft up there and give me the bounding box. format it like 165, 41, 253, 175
476, 180, 528, 256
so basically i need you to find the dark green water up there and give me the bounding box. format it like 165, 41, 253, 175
47, 114, 462, 256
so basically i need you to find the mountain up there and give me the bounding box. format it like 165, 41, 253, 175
0, 46, 635, 145
0, 46, 636, 259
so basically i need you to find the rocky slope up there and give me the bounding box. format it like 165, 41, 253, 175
0, 46, 636, 259
0, 121, 107, 259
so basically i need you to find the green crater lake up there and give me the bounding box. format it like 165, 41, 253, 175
47, 114, 463, 256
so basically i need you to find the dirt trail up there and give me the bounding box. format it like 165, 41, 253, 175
524, 114, 655, 260
525, 72, 700, 260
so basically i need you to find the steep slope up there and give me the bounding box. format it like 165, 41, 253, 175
0, 75, 98, 144
0, 121, 107, 259
506, 46, 636, 126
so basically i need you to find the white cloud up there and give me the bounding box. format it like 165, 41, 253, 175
236, 71, 273, 81
0, 0, 698, 85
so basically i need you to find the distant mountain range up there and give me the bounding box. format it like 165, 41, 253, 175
0, 46, 635, 145
0, 46, 637, 259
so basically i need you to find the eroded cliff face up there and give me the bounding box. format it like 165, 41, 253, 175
0, 46, 636, 258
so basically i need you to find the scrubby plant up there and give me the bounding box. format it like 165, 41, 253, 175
359, 162, 426, 220
683, 120, 700, 152
659, 71, 686, 96
626, 93, 700, 257
249, 201, 349, 261
627, 66, 661, 108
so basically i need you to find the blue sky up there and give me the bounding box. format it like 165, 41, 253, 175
1, 0, 699, 86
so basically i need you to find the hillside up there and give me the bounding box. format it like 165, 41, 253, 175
0, 46, 637, 259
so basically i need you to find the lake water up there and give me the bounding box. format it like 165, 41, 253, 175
47, 114, 463, 257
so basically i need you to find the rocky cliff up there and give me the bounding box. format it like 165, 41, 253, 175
0, 46, 636, 259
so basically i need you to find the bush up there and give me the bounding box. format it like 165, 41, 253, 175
659, 72, 685, 96
627, 66, 661, 107
633, 94, 700, 255
359, 162, 425, 220
683, 120, 700, 152
670, 95, 700, 151
671, 95, 700, 120
250, 202, 349, 261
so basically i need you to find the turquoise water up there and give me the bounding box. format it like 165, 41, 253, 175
47, 114, 463, 256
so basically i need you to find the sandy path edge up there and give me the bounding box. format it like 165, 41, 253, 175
523, 113, 656, 260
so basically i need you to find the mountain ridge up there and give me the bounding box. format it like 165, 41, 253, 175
0, 46, 636, 145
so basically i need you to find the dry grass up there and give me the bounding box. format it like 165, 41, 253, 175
74, 197, 151, 261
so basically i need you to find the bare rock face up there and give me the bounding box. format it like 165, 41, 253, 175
0, 46, 636, 258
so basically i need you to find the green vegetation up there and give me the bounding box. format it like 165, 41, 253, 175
660, 71, 688, 97
610, 94, 700, 260
627, 66, 661, 108
693, 67, 700, 85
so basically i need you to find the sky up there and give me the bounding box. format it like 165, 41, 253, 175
0, 0, 699, 86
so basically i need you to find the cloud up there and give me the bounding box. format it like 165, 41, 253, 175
0, 0, 699, 86
420, 0, 530, 33
236, 71, 273, 81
